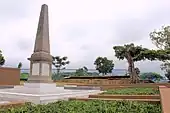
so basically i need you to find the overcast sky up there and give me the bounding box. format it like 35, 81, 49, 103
0, 0, 170, 74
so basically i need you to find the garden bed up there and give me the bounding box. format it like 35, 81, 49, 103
101, 87, 159, 95
0, 100, 161, 113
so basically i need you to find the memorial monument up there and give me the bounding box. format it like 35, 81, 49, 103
28, 4, 53, 83
0, 4, 101, 104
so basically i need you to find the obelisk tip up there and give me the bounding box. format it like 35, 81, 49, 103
42, 4, 48, 7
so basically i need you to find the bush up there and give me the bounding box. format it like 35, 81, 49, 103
20, 73, 29, 81
0, 100, 161, 113
102, 88, 159, 95
51, 73, 65, 81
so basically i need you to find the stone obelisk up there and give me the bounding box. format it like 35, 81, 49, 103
28, 4, 53, 83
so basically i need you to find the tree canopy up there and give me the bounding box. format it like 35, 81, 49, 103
140, 72, 163, 81
17, 62, 22, 69
150, 26, 170, 50
113, 43, 170, 83
0, 50, 5, 66
150, 25, 170, 80
74, 66, 88, 76
113, 43, 170, 62
52, 56, 70, 73
94, 57, 114, 75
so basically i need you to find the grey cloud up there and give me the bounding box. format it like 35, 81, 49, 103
64, 26, 88, 41
4, 57, 28, 68
0, 0, 33, 21
113, 4, 170, 44
62, 21, 115, 41
135, 61, 164, 75
113, 19, 151, 44
80, 45, 90, 50
16, 38, 33, 51
2, 0, 170, 73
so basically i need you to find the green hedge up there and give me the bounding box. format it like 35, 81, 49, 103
20, 73, 28, 81
0, 100, 161, 113
102, 88, 159, 95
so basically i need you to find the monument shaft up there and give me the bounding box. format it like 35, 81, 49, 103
28, 4, 53, 83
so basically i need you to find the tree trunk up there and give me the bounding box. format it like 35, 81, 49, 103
57, 69, 60, 75
127, 52, 138, 84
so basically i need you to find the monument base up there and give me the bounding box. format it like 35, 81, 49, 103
28, 76, 53, 83
0, 83, 102, 104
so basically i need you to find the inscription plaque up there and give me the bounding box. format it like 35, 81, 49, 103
32, 63, 40, 75
41, 63, 49, 76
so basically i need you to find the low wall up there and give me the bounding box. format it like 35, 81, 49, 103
88, 94, 160, 99
0, 67, 20, 85
62, 76, 131, 85
0, 101, 25, 109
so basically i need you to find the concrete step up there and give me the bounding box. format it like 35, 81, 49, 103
64, 85, 101, 90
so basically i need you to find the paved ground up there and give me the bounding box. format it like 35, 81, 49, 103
0, 86, 100, 94
0, 85, 102, 104
0, 101, 10, 104
159, 86, 170, 113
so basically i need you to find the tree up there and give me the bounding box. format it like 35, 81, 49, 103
113, 43, 170, 83
74, 66, 88, 76
135, 67, 140, 75
150, 25, 170, 80
17, 62, 22, 69
52, 56, 70, 74
94, 57, 114, 75
113, 43, 148, 83
0, 50, 5, 66
150, 26, 170, 50
165, 69, 170, 81
140, 72, 163, 82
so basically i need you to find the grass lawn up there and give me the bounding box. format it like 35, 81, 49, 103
0, 100, 161, 113
102, 87, 159, 95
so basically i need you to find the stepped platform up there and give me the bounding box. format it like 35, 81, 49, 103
0, 83, 102, 104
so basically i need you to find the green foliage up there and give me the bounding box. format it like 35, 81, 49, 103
102, 88, 159, 95
113, 43, 170, 62
17, 62, 22, 69
20, 73, 28, 81
94, 57, 114, 75
135, 67, 140, 75
140, 72, 163, 81
52, 56, 70, 74
150, 26, 170, 50
0, 50, 5, 66
51, 72, 65, 81
165, 69, 170, 80
150, 26, 170, 80
0, 100, 161, 113
113, 43, 148, 61
74, 66, 88, 76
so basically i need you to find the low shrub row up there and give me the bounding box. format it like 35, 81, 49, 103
102, 87, 159, 95
0, 100, 161, 113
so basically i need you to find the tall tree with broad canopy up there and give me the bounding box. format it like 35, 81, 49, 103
94, 57, 114, 75
52, 56, 70, 74
0, 50, 5, 66
150, 26, 170, 81
113, 43, 170, 83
